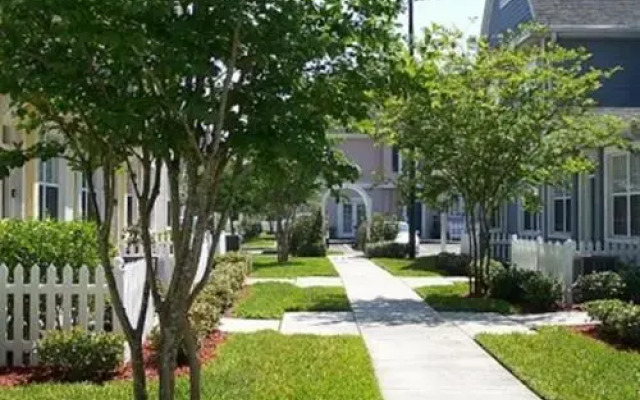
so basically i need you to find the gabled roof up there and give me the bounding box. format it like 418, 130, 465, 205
530, 0, 640, 29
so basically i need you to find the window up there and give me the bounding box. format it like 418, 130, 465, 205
609, 153, 640, 237
552, 186, 571, 234
127, 194, 134, 226
80, 174, 89, 220
392, 147, 401, 173
38, 159, 59, 220
522, 210, 541, 232
488, 207, 502, 230
167, 201, 172, 227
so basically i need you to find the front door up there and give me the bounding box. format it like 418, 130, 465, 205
338, 202, 366, 238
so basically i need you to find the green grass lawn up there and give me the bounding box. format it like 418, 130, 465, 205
372, 256, 446, 277
242, 234, 276, 249
477, 327, 640, 400
0, 332, 381, 400
234, 283, 350, 319
415, 282, 517, 314
251, 255, 337, 277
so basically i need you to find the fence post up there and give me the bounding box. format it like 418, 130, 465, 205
0, 265, 7, 366
536, 236, 544, 272
112, 257, 125, 333
28, 265, 40, 365
563, 239, 576, 305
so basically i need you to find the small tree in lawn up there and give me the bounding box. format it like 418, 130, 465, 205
375, 26, 627, 296
0, 0, 401, 398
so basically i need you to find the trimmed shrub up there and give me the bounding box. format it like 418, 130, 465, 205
0, 219, 99, 272
355, 214, 399, 251
365, 241, 408, 258
585, 299, 640, 346
572, 271, 626, 303
488, 266, 561, 312
620, 267, 640, 303
436, 252, 472, 276
290, 211, 326, 257
520, 272, 562, 312
37, 328, 124, 382
240, 220, 263, 241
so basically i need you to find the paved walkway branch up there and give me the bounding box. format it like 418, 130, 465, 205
330, 255, 540, 400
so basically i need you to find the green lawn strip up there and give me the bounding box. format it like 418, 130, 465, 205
477, 327, 640, 400
0, 332, 381, 400
251, 255, 338, 277
242, 235, 276, 250
415, 282, 516, 314
234, 283, 351, 319
372, 256, 446, 277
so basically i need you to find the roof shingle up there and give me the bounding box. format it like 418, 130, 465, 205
529, 0, 640, 28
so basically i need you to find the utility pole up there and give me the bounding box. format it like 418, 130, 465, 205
407, 0, 418, 259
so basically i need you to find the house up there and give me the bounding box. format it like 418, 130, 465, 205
482, 0, 640, 249
0, 95, 172, 239
322, 131, 465, 241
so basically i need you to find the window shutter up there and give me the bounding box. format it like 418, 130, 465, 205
392, 147, 399, 173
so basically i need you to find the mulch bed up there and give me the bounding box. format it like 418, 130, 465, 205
0, 330, 226, 388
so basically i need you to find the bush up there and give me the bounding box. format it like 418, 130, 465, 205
240, 220, 263, 241
585, 299, 640, 346
620, 267, 640, 303
364, 241, 408, 258
488, 266, 561, 312
148, 252, 250, 357
0, 219, 99, 273
436, 253, 472, 276
355, 214, 399, 251
572, 271, 626, 303
290, 210, 326, 257
520, 272, 562, 312
37, 328, 124, 382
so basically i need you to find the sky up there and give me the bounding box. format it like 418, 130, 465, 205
398, 0, 486, 40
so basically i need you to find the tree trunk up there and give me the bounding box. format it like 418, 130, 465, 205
276, 218, 290, 263
182, 320, 201, 400
158, 315, 180, 400
130, 341, 148, 400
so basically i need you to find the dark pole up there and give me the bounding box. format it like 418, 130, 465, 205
407, 0, 418, 259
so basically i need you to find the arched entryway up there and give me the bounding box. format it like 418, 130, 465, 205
322, 184, 372, 240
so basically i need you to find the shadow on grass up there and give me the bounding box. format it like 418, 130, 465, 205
416, 283, 517, 314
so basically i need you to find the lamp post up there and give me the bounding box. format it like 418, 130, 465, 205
407, 0, 418, 259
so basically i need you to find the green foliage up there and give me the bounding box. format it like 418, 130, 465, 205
585, 299, 640, 346
620, 267, 640, 303
240, 220, 263, 241
251, 256, 337, 278
415, 283, 517, 314
290, 210, 326, 257
355, 214, 398, 251
478, 327, 640, 400
572, 271, 626, 303
520, 273, 562, 313
435, 252, 473, 276
234, 283, 351, 319
0, 220, 99, 272
364, 241, 408, 259
37, 328, 124, 383
488, 267, 561, 312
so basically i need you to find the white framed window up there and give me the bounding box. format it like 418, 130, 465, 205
76, 173, 90, 220
488, 206, 503, 230
551, 186, 571, 234
609, 153, 640, 237
38, 159, 60, 220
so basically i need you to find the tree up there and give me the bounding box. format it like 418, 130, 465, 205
374, 26, 627, 295
0, 1, 401, 399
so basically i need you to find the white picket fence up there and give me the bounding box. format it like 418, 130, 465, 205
0, 263, 120, 366
511, 236, 576, 303
0, 231, 227, 367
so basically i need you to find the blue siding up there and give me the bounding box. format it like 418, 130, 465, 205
559, 39, 640, 107
488, 0, 534, 44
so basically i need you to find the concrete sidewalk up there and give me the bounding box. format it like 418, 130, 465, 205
330, 255, 540, 400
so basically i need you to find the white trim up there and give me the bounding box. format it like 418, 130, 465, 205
605, 150, 640, 239
322, 184, 373, 239
548, 185, 572, 237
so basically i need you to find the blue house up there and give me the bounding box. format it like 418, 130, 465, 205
482, 0, 640, 247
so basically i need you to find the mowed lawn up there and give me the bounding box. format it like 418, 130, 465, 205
242, 234, 276, 250
477, 327, 640, 400
251, 255, 338, 277
415, 283, 516, 314
0, 332, 382, 400
234, 283, 350, 319
372, 256, 447, 277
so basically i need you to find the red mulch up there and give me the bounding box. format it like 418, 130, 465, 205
0, 330, 227, 388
